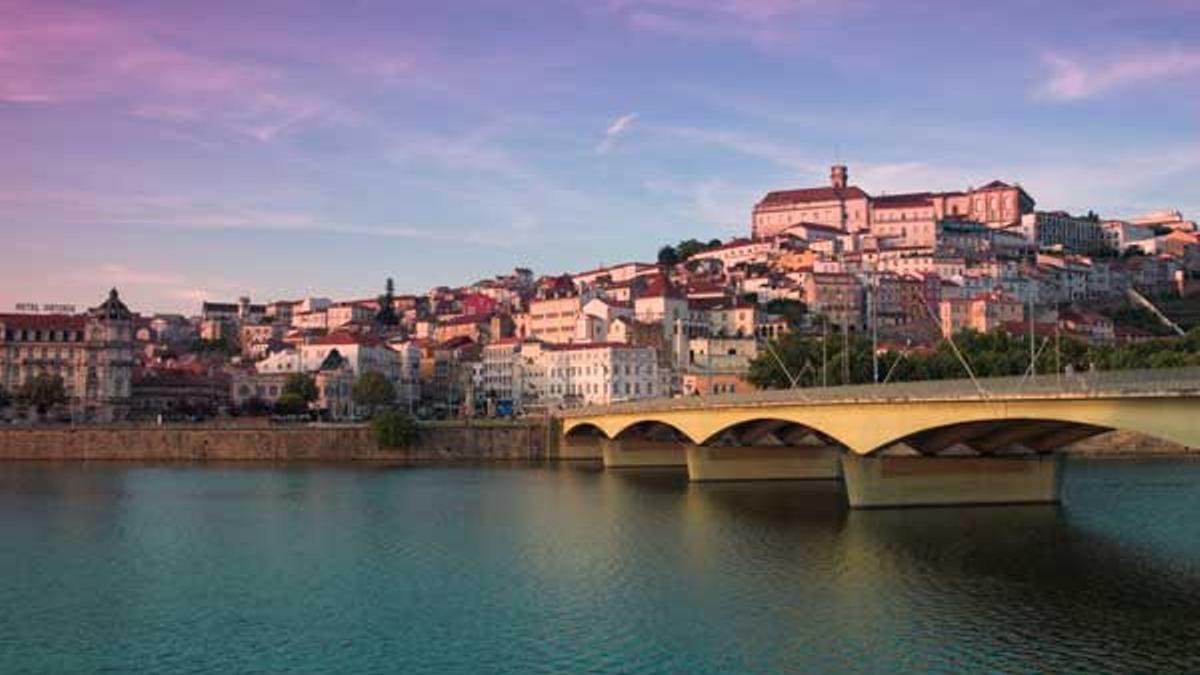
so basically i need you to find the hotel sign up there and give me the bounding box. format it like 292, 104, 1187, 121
14, 302, 77, 314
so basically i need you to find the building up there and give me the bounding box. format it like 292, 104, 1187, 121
0, 289, 135, 422
130, 369, 230, 420
572, 262, 658, 289
938, 291, 1023, 337
527, 294, 585, 343
753, 165, 871, 238
1019, 211, 1108, 254
802, 273, 864, 332
522, 341, 659, 409
753, 165, 1034, 239
683, 335, 758, 396
299, 332, 419, 407
1128, 210, 1196, 233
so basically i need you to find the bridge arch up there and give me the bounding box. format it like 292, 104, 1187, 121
866, 418, 1113, 457
698, 417, 851, 451
562, 422, 609, 440
612, 419, 698, 444
562, 391, 1200, 457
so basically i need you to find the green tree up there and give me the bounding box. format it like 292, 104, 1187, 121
273, 392, 308, 416
765, 299, 808, 329
657, 245, 680, 267
282, 373, 318, 406
18, 374, 67, 418
353, 371, 396, 417
372, 409, 418, 449
188, 338, 238, 356
239, 397, 270, 417
675, 238, 709, 260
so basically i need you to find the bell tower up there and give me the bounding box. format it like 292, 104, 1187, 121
831, 164, 848, 189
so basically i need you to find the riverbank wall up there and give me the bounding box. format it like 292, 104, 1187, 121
0, 420, 552, 462
0, 423, 1191, 462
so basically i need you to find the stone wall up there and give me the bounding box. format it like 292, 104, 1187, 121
1066, 430, 1199, 457
0, 421, 551, 462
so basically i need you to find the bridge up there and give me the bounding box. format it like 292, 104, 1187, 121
557, 367, 1200, 508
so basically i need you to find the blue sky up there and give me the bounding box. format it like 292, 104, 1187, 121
2, 0, 1199, 313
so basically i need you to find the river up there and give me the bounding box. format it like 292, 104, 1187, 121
1, 459, 1198, 673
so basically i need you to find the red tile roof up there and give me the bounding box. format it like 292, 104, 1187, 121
0, 314, 88, 332
873, 192, 934, 209
439, 313, 493, 326
314, 332, 385, 347
757, 186, 869, 207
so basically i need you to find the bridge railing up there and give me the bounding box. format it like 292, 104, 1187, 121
565, 367, 1200, 417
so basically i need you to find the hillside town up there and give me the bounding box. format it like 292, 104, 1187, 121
3, 165, 1199, 424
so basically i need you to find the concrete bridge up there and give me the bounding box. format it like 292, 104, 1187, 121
557, 368, 1200, 508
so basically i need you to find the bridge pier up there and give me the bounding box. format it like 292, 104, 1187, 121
686, 445, 843, 482
601, 438, 688, 469
841, 454, 1063, 508
558, 436, 604, 461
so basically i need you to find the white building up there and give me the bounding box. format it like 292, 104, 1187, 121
522, 341, 658, 409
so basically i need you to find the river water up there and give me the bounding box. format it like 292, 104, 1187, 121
1, 459, 1199, 673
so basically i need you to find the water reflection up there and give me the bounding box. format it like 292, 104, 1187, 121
1, 460, 1199, 673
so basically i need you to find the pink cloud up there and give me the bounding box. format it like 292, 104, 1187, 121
1036, 49, 1200, 101
0, 1, 413, 141
599, 0, 865, 46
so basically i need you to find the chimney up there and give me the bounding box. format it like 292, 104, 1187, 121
831, 164, 848, 189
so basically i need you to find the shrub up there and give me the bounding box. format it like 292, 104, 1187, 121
372, 409, 418, 449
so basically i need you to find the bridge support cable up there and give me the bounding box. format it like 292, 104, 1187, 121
880, 346, 909, 385
920, 301, 989, 399
763, 340, 810, 400
1015, 336, 1053, 393
1126, 288, 1186, 336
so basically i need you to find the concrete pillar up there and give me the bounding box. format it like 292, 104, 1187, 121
558, 436, 604, 461
841, 454, 1063, 508
686, 445, 842, 482
601, 438, 687, 469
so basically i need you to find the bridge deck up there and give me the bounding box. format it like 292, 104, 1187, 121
563, 367, 1200, 418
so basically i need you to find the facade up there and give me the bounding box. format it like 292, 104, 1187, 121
753, 166, 1034, 239
802, 273, 865, 332
527, 295, 584, 343
753, 165, 871, 238
1019, 211, 1108, 254
939, 292, 1024, 337
0, 289, 135, 422
1128, 210, 1197, 233
522, 342, 659, 409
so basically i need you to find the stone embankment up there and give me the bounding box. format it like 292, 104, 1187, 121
0, 420, 551, 462
1065, 430, 1199, 457
0, 422, 1191, 462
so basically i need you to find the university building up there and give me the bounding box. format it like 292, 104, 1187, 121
752, 165, 1035, 240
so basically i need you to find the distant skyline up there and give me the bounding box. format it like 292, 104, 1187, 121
2, 0, 1199, 313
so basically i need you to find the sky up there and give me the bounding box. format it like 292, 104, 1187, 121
2, 0, 1199, 314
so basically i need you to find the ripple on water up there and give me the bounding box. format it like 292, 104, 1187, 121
1, 460, 1200, 673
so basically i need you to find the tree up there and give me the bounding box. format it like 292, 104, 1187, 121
239, 397, 271, 417
765, 299, 808, 329
353, 371, 396, 417
675, 238, 709, 260
376, 277, 399, 326
372, 409, 418, 449
188, 338, 238, 356
273, 393, 308, 416
282, 373, 319, 406
17, 374, 67, 418
657, 245, 680, 267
